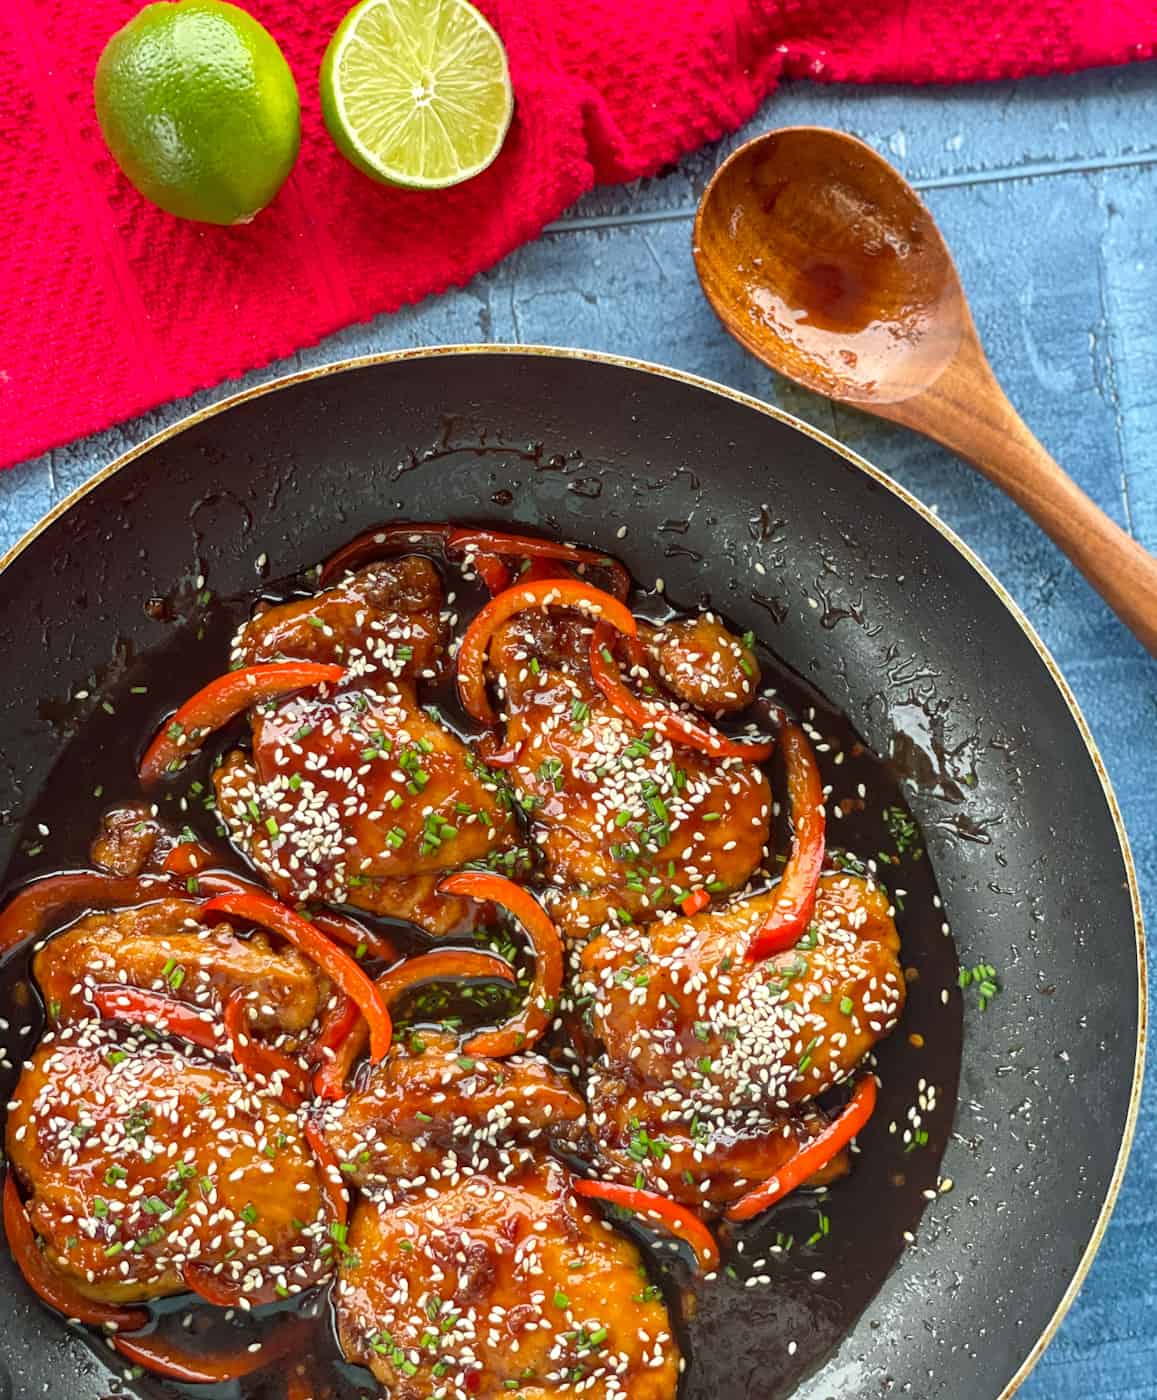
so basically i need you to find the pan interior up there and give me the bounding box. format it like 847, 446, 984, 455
0, 349, 1140, 1400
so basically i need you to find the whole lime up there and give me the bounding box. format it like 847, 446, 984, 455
94, 0, 300, 226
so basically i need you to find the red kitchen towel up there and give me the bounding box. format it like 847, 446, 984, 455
0, 0, 1153, 468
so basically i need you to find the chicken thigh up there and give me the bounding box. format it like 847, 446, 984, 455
6, 1027, 331, 1306
335, 1159, 679, 1400
485, 611, 770, 941
215, 559, 517, 933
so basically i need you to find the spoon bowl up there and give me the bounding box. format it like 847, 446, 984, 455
694, 128, 963, 404
694, 125, 1157, 655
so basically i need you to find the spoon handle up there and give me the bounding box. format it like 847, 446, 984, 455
885, 336, 1157, 657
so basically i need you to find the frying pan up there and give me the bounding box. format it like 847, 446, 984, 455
0, 347, 1143, 1400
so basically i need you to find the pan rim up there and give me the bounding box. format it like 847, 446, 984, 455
0, 342, 1145, 1399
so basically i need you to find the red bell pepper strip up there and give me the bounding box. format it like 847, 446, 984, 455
726, 1075, 878, 1221
447, 529, 631, 602
310, 993, 361, 1100
518, 558, 569, 584
572, 1179, 720, 1273
112, 1317, 311, 1383
0, 872, 173, 955
3, 1175, 148, 1331
181, 1263, 240, 1308
161, 839, 218, 878
457, 579, 637, 726
222, 990, 309, 1107
310, 908, 400, 964
479, 741, 523, 769
746, 723, 826, 961
310, 991, 359, 1063
377, 945, 515, 1005
590, 623, 775, 763
471, 553, 513, 594
318, 522, 453, 586
314, 948, 516, 1100
199, 890, 393, 1062
438, 873, 563, 1059
186, 870, 263, 899
680, 889, 711, 917
313, 1032, 358, 1103
139, 662, 346, 785
303, 1119, 348, 1227
93, 986, 220, 1050
313, 1027, 362, 1102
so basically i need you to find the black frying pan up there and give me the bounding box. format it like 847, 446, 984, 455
0, 348, 1143, 1400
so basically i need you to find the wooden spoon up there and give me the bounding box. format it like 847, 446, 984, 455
693, 126, 1157, 655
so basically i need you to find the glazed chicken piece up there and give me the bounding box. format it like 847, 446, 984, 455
214, 558, 517, 934
642, 614, 759, 715
322, 1032, 586, 1188
231, 556, 446, 679
585, 1073, 850, 1210
576, 872, 904, 1205
335, 1159, 679, 1400
90, 802, 166, 876
34, 896, 324, 1034
486, 611, 771, 941
90, 803, 215, 879
5, 1026, 331, 1305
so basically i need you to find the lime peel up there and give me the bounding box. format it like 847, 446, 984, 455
94, 0, 300, 227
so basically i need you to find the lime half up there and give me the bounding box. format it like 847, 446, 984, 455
94, 0, 300, 226
321, 0, 514, 189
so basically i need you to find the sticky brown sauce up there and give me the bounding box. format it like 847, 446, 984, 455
0, 546, 961, 1399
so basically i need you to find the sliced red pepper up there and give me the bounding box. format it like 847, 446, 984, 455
93, 985, 220, 1050
471, 553, 513, 594
199, 891, 393, 1062
318, 523, 453, 586
310, 908, 400, 964
447, 529, 631, 602
314, 1034, 362, 1102
187, 870, 263, 899
572, 1178, 720, 1273
181, 1262, 240, 1308
314, 1031, 360, 1103
518, 558, 569, 584
457, 579, 637, 726
680, 889, 711, 917
139, 662, 346, 786
590, 622, 775, 763
479, 741, 522, 769
726, 1075, 878, 1221
311, 991, 360, 1063
161, 839, 217, 878
311, 993, 362, 1100
379, 945, 515, 1006
3, 1174, 148, 1331
314, 948, 516, 1100
438, 873, 563, 1058
112, 1316, 310, 1383
747, 723, 826, 961
304, 1119, 348, 1227
223, 990, 309, 1107
0, 872, 173, 956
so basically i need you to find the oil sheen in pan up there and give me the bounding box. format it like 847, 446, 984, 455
0, 548, 962, 1400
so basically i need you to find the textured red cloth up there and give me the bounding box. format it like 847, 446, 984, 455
1, 0, 1153, 468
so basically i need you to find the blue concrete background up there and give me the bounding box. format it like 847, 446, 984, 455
2, 64, 1155, 1398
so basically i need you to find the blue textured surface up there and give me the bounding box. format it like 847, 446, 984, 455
2, 65, 1155, 1398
